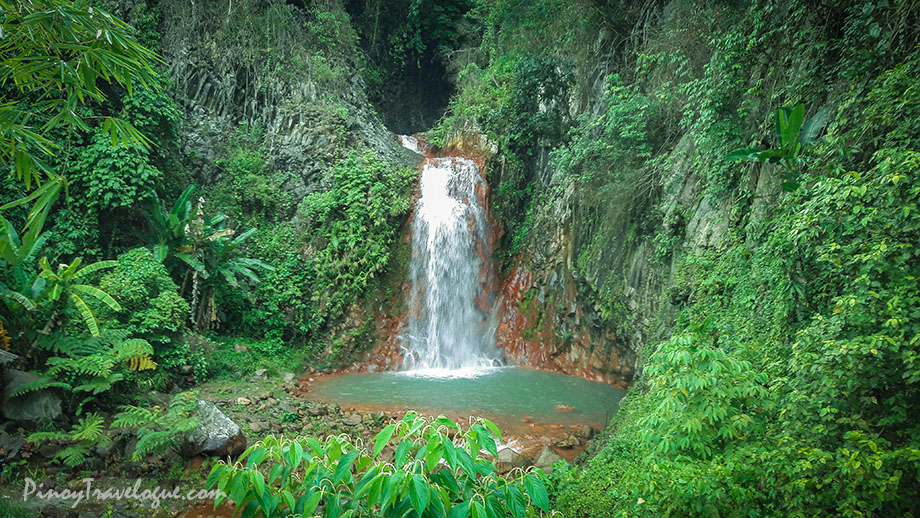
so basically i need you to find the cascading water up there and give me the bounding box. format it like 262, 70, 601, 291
399, 137, 501, 374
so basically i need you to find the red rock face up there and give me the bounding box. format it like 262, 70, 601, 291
494, 257, 633, 388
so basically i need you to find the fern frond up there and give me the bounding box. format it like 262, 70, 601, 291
10, 376, 72, 397
128, 354, 157, 371
71, 413, 106, 441
56, 445, 90, 467
28, 430, 69, 443
74, 374, 123, 394
111, 404, 161, 428
132, 430, 175, 461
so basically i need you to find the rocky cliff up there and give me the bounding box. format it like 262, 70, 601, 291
489, 14, 785, 387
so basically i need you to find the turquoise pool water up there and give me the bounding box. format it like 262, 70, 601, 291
309, 367, 627, 427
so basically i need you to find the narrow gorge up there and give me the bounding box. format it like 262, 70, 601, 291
1, 1, 918, 517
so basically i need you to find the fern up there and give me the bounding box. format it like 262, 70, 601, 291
31, 330, 156, 403
112, 391, 200, 461
27, 413, 111, 467
10, 376, 72, 398
56, 445, 92, 467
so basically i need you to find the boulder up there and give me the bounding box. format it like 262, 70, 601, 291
1, 369, 62, 422
495, 447, 531, 473
534, 446, 565, 474
553, 434, 580, 449
306, 406, 328, 417
182, 401, 246, 459
0, 436, 27, 460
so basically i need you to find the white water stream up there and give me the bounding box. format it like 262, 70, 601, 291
399, 137, 501, 375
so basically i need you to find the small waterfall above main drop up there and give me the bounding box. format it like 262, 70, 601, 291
400, 137, 502, 375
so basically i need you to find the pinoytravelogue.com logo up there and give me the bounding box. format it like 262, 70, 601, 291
21, 477, 226, 509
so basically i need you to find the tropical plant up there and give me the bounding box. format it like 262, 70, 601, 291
37, 256, 121, 336
726, 103, 832, 191
28, 412, 110, 467
112, 390, 200, 461
98, 247, 189, 348
148, 185, 196, 263
180, 203, 274, 331
12, 329, 157, 413
146, 187, 274, 331
207, 412, 552, 518
0, 0, 159, 227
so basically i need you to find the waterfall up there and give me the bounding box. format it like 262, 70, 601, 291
400, 138, 501, 374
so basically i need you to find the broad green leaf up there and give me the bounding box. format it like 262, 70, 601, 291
524, 475, 549, 511
374, 423, 397, 457
449, 501, 470, 518
334, 450, 359, 484
409, 474, 430, 514
395, 439, 411, 469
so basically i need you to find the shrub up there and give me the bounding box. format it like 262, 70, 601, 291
99, 248, 189, 349
207, 412, 552, 518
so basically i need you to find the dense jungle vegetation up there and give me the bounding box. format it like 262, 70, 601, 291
1, 0, 919, 517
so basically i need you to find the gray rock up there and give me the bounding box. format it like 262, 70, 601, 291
182, 401, 246, 459
306, 406, 328, 417
343, 414, 362, 426
495, 447, 531, 473
553, 435, 580, 449
1, 368, 62, 422
281, 372, 296, 383
0, 436, 27, 459
534, 446, 565, 474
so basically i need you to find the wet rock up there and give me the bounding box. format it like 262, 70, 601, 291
182, 401, 246, 459
306, 406, 328, 417
38, 442, 63, 460
495, 447, 531, 473
575, 425, 598, 440
553, 434, 580, 449
554, 404, 575, 412
534, 446, 565, 473
2, 369, 63, 422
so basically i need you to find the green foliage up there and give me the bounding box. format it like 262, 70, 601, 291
28, 413, 110, 467
297, 150, 415, 327
210, 146, 291, 223
68, 131, 162, 212
726, 103, 832, 191
112, 391, 200, 461
638, 322, 771, 459
207, 412, 551, 518
0, 0, 158, 189
37, 256, 121, 337
99, 247, 188, 349
17, 329, 157, 412
146, 186, 274, 331
554, 34, 920, 518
